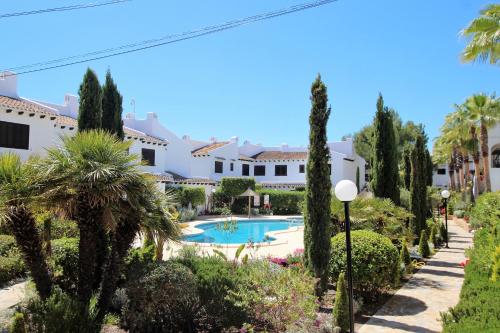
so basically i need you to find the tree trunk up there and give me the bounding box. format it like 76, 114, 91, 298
458, 167, 465, 191
480, 124, 491, 192
449, 168, 455, 191
463, 155, 470, 185
42, 216, 52, 257
8, 206, 52, 300
96, 218, 139, 324
455, 168, 461, 192
75, 199, 102, 306
155, 235, 165, 261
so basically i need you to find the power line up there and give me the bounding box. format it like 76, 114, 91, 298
2, 0, 338, 77
0, 0, 131, 19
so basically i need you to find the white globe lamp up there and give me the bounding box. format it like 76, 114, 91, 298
335, 180, 358, 202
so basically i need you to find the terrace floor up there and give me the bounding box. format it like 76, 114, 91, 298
358, 220, 473, 333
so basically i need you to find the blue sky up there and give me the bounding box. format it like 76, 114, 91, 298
1, 0, 498, 147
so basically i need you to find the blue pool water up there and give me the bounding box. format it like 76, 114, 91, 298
183, 219, 303, 244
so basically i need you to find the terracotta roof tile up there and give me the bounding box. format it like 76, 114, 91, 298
192, 141, 229, 156
238, 154, 255, 161
252, 151, 308, 160
0, 96, 57, 116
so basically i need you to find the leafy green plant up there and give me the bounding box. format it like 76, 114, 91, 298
0, 255, 25, 285
454, 210, 465, 218
332, 272, 349, 333
492, 246, 500, 282
0, 235, 16, 256
177, 186, 206, 208
329, 230, 399, 298
50, 238, 79, 293
468, 192, 500, 230
9, 312, 26, 333
418, 230, 431, 258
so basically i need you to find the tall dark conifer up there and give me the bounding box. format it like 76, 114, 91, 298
425, 149, 433, 186
304, 75, 331, 295
403, 148, 412, 190
102, 70, 124, 140
78, 68, 102, 131
371, 94, 400, 204
410, 135, 428, 238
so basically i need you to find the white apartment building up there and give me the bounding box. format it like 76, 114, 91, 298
0, 71, 366, 195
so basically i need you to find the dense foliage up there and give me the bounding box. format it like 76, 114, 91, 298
332, 272, 349, 332
101, 70, 124, 140
304, 74, 332, 294
371, 94, 400, 204
257, 189, 304, 215
176, 186, 206, 208
468, 192, 500, 229
330, 230, 399, 298
441, 192, 500, 332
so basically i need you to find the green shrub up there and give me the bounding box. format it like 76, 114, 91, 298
9, 312, 26, 333
429, 225, 438, 247
441, 225, 500, 332
178, 186, 206, 208
418, 230, 430, 258
51, 238, 79, 293
0, 255, 25, 285
228, 260, 317, 332
332, 272, 349, 332
329, 230, 399, 298
124, 244, 156, 284
399, 238, 411, 267
219, 177, 256, 197
469, 192, 500, 230
454, 210, 465, 218
19, 287, 99, 333
122, 261, 201, 333
189, 257, 246, 329
0, 235, 16, 256
257, 189, 305, 215
492, 246, 500, 282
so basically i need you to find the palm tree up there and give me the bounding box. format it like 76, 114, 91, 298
34, 130, 179, 310
461, 4, 500, 65
464, 93, 500, 192
0, 153, 52, 300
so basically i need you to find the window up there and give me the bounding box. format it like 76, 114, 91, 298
254, 165, 266, 176
493, 149, 500, 168
230, 162, 234, 171
141, 148, 155, 166
0, 120, 29, 150
275, 165, 287, 176
242, 163, 249, 176
437, 168, 446, 175
215, 161, 223, 173
299, 164, 305, 173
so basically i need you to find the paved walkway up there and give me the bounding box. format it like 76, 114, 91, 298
358, 220, 473, 333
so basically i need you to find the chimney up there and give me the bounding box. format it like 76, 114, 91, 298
0, 71, 19, 98
182, 135, 190, 141
64, 94, 79, 118
147, 112, 158, 120
210, 137, 217, 143
230, 136, 239, 143
125, 112, 135, 119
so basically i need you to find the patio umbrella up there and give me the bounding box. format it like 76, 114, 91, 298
239, 187, 259, 218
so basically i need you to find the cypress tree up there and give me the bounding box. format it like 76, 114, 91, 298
356, 166, 360, 193
410, 135, 428, 239
418, 230, 430, 258
102, 70, 124, 140
400, 238, 411, 267
332, 272, 349, 332
304, 74, 331, 295
403, 148, 412, 190
371, 94, 400, 204
78, 68, 102, 131
425, 149, 434, 186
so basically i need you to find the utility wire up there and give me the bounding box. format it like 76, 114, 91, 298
2, 0, 337, 77
0, 0, 131, 19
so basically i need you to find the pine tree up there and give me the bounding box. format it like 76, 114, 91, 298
304, 74, 331, 295
410, 135, 428, 239
418, 230, 431, 258
78, 68, 102, 131
332, 272, 349, 333
371, 94, 400, 204
101, 70, 124, 140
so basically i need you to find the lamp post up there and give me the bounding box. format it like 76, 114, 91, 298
441, 189, 450, 248
335, 180, 358, 333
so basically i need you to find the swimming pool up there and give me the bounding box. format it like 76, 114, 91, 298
182, 218, 303, 244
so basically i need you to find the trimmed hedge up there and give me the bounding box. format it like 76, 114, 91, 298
257, 189, 305, 215
329, 230, 399, 298
441, 192, 500, 332
178, 186, 206, 208
219, 177, 256, 197
51, 237, 79, 293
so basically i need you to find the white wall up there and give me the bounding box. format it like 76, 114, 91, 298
0, 109, 57, 161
